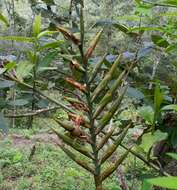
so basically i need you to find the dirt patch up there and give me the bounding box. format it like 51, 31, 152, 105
10, 133, 60, 148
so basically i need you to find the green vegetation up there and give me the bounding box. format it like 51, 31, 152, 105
0, 0, 177, 189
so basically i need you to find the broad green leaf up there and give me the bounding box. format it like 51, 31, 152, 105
151, 35, 169, 48
92, 20, 138, 36
8, 99, 29, 107
166, 153, 177, 160
33, 14, 41, 37
0, 80, 15, 89
0, 13, 9, 27
146, 177, 177, 189
166, 44, 177, 53
130, 27, 164, 32
154, 83, 163, 124
0, 36, 34, 43
16, 61, 33, 80
141, 180, 153, 190
126, 87, 144, 100
38, 51, 58, 69
4, 62, 16, 70
0, 113, 8, 134
39, 41, 63, 51
138, 106, 154, 125
161, 104, 177, 111
135, 4, 152, 16
162, 0, 177, 6
140, 130, 168, 152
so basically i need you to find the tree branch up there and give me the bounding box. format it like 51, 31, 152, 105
4, 106, 60, 118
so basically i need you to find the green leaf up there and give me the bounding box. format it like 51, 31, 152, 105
92, 20, 138, 36
39, 41, 63, 51
4, 62, 16, 71
140, 130, 168, 152
141, 180, 153, 190
111, 187, 121, 190
0, 113, 8, 134
0, 80, 15, 89
113, 23, 129, 33
130, 27, 164, 32
135, 4, 152, 16
16, 61, 33, 80
0, 13, 9, 27
162, 0, 177, 6
33, 14, 41, 37
166, 153, 177, 160
0, 36, 34, 43
37, 30, 57, 39
126, 87, 144, 100
38, 51, 58, 70
12, 152, 23, 163
154, 83, 163, 124
138, 106, 154, 125
146, 177, 177, 189
161, 104, 177, 111
151, 35, 169, 48
8, 99, 29, 107
134, 0, 142, 4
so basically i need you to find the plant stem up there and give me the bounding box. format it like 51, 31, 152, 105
28, 45, 38, 129
79, 2, 102, 189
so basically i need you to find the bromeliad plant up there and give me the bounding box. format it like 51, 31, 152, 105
0, 2, 135, 190
48, 3, 135, 190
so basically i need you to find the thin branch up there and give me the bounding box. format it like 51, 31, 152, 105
4, 106, 60, 118
5, 74, 76, 114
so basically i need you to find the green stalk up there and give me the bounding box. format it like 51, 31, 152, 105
79, 3, 103, 189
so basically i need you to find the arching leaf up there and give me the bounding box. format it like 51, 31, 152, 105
151, 35, 169, 48
146, 177, 177, 189
0, 13, 9, 27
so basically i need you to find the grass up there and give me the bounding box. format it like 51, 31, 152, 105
0, 117, 154, 190
0, 124, 121, 190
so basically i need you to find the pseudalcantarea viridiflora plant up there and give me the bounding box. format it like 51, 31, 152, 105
0, 2, 135, 190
